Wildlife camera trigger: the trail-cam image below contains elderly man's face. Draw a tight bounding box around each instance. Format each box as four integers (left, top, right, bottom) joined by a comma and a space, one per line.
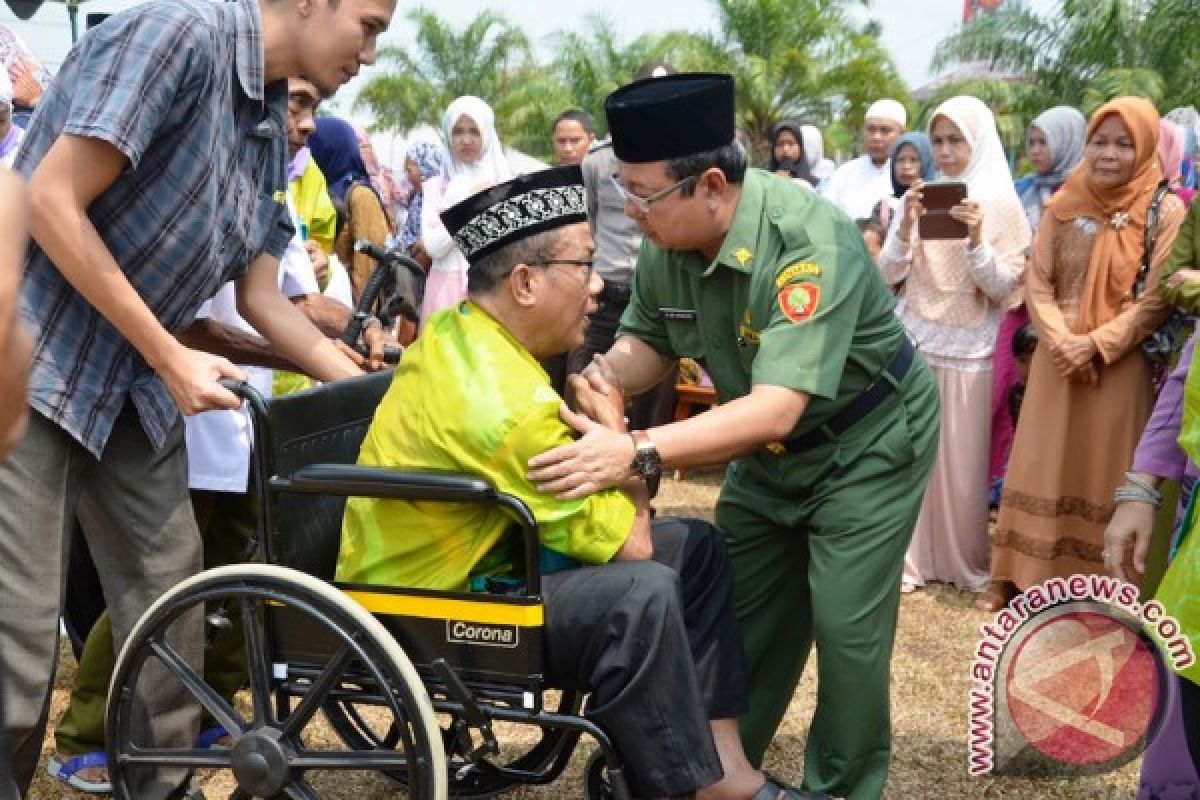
286, 78, 321, 161
864, 117, 903, 164
531, 223, 601, 354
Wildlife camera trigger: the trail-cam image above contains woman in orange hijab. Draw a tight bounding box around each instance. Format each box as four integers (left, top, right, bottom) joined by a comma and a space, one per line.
977, 97, 1186, 610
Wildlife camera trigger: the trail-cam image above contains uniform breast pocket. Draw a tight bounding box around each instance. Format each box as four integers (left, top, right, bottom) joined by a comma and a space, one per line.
665, 318, 705, 359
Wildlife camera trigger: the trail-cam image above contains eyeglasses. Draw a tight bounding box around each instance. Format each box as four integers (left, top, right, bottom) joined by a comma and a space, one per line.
530, 258, 595, 280
610, 174, 697, 213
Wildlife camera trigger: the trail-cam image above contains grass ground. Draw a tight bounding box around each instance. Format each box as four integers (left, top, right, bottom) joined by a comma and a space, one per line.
33, 468, 1141, 798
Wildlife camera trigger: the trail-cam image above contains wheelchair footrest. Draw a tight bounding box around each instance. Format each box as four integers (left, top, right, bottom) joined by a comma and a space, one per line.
433, 658, 499, 762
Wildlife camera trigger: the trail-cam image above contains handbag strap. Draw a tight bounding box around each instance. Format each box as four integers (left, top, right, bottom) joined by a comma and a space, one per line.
1134, 181, 1171, 298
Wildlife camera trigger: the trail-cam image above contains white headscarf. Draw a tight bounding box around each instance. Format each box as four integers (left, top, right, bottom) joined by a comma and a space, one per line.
800, 124, 836, 182
0, 69, 11, 110
929, 95, 1017, 202
441, 95, 512, 186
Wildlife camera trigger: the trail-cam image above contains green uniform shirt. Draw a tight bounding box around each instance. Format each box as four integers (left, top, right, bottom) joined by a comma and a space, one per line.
336, 301, 634, 591
620, 168, 907, 437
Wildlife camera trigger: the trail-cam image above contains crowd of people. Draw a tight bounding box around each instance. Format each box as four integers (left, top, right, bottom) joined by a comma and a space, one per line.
3, 1, 1200, 799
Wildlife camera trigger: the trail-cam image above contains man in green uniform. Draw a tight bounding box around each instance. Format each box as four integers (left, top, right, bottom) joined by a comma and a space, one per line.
527, 74, 940, 800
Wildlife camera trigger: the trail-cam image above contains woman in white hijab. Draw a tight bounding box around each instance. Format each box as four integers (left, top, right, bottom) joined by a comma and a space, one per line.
419, 96, 513, 323
800, 124, 835, 185
877, 95, 1031, 594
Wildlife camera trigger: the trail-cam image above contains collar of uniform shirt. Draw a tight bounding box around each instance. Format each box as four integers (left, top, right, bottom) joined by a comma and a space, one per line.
705, 168, 767, 276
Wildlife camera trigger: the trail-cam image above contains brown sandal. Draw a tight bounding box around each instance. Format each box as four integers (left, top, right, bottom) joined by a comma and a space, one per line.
973, 580, 1016, 612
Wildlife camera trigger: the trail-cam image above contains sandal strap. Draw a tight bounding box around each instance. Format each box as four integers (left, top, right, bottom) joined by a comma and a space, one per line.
57, 751, 108, 777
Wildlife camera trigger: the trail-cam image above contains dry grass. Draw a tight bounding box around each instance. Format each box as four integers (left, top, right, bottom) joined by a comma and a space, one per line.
33, 468, 1140, 799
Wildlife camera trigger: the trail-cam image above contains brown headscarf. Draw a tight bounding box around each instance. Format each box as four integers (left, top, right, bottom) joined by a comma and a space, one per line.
1047, 97, 1163, 334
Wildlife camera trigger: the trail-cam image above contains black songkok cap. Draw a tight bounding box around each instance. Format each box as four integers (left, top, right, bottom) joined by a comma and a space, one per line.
440, 165, 587, 264
605, 73, 735, 163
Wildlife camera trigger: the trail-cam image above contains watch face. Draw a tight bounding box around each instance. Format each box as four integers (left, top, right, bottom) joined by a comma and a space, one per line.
633, 447, 662, 478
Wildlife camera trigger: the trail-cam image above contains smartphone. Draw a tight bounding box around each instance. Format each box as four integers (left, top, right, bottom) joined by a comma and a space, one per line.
918, 181, 969, 240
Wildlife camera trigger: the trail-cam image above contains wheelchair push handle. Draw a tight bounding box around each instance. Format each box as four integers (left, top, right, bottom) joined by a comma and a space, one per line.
341, 240, 408, 367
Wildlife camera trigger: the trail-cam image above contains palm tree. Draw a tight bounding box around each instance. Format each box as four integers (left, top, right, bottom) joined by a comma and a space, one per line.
354, 9, 532, 133
675, 0, 910, 164
931, 0, 1200, 124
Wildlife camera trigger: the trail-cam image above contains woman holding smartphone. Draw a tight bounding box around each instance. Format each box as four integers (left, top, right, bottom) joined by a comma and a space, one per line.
878, 95, 1031, 594
980, 97, 1186, 610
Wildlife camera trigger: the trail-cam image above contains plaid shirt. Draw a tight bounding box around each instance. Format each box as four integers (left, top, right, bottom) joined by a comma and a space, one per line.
14, 0, 292, 458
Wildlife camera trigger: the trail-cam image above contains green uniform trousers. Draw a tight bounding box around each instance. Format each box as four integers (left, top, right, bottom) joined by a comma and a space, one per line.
55, 489, 256, 757
718, 359, 940, 800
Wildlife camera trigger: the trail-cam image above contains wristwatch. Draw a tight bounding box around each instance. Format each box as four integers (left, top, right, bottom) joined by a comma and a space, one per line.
629, 431, 662, 480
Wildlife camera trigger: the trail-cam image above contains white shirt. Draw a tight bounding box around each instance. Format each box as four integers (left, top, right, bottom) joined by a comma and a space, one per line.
186, 199, 320, 492
820, 155, 892, 221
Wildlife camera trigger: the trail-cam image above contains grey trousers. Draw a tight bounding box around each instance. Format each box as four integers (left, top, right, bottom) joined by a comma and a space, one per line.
544, 517, 747, 797
0, 406, 202, 797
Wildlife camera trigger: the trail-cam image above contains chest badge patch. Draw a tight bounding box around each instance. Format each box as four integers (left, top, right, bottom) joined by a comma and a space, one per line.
776, 261, 822, 288
733, 247, 753, 267
778, 282, 820, 324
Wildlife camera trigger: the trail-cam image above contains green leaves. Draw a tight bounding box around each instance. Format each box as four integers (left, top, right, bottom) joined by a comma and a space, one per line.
930, 0, 1200, 143
354, 1, 909, 165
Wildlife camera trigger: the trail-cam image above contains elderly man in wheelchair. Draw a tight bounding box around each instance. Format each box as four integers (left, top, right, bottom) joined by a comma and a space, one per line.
334, 166, 814, 800
105, 166, 821, 800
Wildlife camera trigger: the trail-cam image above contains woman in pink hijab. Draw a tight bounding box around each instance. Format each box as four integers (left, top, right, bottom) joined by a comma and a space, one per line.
1160, 119, 1197, 206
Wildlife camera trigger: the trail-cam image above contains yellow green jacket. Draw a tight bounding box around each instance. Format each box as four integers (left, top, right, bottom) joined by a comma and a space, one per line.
336, 301, 634, 590
289, 158, 337, 256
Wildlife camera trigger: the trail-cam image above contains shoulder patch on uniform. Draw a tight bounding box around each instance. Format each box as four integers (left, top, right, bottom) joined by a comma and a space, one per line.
775, 261, 822, 288
777, 283, 820, 324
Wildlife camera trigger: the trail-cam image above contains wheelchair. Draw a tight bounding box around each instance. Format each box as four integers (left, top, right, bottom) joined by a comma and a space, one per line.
105, 372, 632, 799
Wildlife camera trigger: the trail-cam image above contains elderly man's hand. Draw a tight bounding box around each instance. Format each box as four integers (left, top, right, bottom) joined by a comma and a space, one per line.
528, 406, 636, 499
0, 320, 31, 458
567, 368, 626, 432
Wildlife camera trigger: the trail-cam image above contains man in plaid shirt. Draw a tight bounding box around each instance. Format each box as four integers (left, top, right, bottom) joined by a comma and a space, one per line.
0, 0, 396, 795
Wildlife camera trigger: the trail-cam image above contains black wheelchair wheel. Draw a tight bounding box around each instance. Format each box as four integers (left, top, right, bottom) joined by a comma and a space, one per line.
106, 564, 446, 799
584, 750, 612, 800
323, 688, 586, 797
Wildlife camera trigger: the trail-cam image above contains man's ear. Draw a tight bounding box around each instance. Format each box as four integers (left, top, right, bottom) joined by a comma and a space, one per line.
508, 263, 540, 307
702, 167, 728, 207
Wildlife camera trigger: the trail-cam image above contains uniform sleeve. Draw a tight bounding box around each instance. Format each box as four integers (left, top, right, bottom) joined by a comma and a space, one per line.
486, 401, 634, 565
616, 241, 675, 356
752, 221, 867, 400
1160, 199, 1200, 313
61, 6, 203, 169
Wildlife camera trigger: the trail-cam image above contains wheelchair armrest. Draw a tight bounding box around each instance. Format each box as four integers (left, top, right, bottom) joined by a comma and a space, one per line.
276, 464, 497, 503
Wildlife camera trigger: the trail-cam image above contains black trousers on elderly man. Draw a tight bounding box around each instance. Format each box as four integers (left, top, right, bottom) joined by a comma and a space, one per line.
543, 516, 746, 798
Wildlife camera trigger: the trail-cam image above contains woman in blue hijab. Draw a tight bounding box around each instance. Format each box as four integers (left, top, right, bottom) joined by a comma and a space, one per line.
308, 116, 392, 303
875, 132, 934, 229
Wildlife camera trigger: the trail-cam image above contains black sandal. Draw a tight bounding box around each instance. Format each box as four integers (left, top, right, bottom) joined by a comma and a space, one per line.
752, 771, 836, 800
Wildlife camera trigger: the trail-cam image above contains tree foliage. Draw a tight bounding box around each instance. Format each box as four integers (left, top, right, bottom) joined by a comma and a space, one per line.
929, 0, 1200, 141
355, 1, 910, 164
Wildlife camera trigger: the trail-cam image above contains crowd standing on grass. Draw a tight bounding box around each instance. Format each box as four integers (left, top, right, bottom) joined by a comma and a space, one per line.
5, 0, 1200, 797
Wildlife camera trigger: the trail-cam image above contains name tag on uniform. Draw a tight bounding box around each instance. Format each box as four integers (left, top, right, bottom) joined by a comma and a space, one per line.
660, 307, 697, 322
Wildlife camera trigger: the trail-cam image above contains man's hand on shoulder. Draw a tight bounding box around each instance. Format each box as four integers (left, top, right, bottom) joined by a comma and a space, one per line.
567, 370, 625, 431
